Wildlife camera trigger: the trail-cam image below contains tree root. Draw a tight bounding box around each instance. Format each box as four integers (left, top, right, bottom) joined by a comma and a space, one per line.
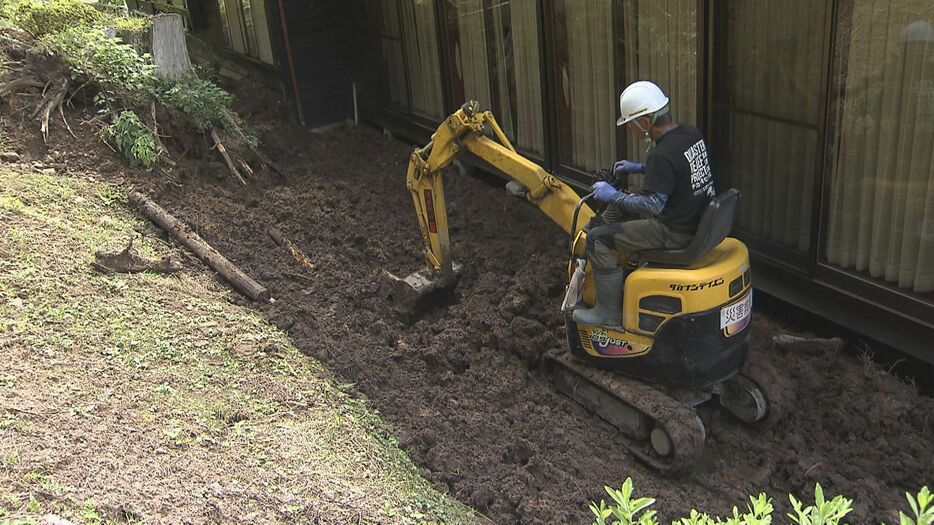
31, 76, 69, 142
0, 75, 43, 97
150, 101, 177, 166
210, 127, 246, 185
93, 236, 183, 274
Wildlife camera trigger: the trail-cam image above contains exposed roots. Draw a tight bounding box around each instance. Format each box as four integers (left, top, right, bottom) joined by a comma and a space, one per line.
0, 75, 43, 97
210, 127, 246, 185
31, 76, 69, 142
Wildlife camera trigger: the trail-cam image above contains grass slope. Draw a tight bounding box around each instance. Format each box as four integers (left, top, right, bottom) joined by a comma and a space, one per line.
0, 168, 479, 524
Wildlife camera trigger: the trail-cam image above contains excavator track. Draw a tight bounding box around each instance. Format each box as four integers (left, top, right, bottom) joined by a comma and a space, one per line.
546, 351, 706, 474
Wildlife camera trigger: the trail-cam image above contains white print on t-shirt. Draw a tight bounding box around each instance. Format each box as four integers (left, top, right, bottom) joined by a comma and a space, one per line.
684, 139, 715, 197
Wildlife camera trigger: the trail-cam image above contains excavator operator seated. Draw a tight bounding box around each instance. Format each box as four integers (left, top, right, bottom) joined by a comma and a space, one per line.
573, 80, 717, 327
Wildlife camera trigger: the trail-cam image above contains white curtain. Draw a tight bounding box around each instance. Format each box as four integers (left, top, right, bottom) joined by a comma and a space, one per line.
720, 0, 824, 252
450, 0, 544, 155
563, 0, 616, 172
400, 0, 445, 119
452, 0, 493, 110
621, 0, 698, 189
826, 1, 934, 293
496, 0, 544, 155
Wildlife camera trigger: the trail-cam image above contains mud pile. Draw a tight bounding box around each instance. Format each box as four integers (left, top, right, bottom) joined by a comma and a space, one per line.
2, 75, 931, 523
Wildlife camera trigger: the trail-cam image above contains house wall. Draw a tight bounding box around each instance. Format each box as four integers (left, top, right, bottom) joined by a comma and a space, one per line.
277, 0, 372, 127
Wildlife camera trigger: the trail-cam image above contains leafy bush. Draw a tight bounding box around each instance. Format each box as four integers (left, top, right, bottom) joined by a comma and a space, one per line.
108, 110, 157, 167
156, 75, 233, 130
590, 479, 933, 525
114, 15, 151, 35
48, 27, 155, 97
8, 0, 102, 37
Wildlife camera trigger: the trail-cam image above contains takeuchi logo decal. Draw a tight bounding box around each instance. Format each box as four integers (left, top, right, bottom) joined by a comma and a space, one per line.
586, 328, 649, 357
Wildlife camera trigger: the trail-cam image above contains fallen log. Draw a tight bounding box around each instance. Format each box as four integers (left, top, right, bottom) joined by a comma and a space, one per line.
265, 225, 315, 271
129, 192, 270, 302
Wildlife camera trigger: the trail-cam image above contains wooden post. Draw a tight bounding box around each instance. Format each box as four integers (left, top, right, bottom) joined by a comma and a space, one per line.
152, 13, 192, 79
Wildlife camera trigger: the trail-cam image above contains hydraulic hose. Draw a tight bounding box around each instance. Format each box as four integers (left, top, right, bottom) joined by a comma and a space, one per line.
569, 191, 595, 260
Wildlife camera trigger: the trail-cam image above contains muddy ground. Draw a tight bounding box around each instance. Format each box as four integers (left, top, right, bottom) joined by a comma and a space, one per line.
2, 76, 932, 523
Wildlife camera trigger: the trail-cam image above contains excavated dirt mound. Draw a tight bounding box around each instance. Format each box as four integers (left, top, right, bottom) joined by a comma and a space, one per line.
1, 73, 932, 523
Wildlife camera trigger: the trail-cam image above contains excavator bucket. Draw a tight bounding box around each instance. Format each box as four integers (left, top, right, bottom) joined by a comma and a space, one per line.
386, 262, 463, 311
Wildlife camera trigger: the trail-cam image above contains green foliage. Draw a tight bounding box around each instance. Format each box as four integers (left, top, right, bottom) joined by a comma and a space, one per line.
899, 487, 934, 525
590, 478, 657, 525
8, 0, 102, 37
48, 27, 155, 97
114, 15, 151, 35
788, 484, 852, 525
108, 110, 157, 167
590, 480, 932, 525
155, 75, 233, 130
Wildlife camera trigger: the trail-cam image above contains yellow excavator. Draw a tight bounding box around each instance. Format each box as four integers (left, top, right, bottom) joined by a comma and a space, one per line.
396, 101, 767, 473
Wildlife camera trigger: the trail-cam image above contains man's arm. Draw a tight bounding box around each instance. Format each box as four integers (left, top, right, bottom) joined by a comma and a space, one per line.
609, 191, 668, 217
590, 181, 668, 217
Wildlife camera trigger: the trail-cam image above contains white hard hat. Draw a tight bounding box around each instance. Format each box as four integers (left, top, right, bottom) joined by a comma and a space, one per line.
617, 81, 670, 126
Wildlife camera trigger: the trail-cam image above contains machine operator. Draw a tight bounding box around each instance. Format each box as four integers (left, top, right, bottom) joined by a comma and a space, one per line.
573, 81, 717, 327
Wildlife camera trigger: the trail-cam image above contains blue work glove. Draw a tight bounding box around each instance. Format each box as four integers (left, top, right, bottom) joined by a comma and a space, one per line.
591, 181, 618, 202
613, 159, 646, 176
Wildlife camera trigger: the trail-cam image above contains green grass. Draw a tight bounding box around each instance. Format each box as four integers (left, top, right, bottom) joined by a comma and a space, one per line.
0, 169, 480, 524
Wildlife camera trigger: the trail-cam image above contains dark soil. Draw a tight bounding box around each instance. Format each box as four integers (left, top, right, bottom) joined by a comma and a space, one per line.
2, 70, 931, 524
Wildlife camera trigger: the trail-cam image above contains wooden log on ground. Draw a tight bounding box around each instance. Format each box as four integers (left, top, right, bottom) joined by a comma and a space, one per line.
129, 192, 270, 302
265, 225, 315, 270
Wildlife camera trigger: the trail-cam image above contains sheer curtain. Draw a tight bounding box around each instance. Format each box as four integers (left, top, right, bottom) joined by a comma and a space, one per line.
489, 1, 544, 155
450, 0, 544, 155
451, 0, 492, 110
562, 0, 616, 172
400, 0, 445, 119
716, 0, 825, 252
826, 1, 934, 293
621, 0, 697, 188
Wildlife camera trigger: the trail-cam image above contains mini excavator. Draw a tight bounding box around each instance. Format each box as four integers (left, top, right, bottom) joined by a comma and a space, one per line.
397, 101, 768, 473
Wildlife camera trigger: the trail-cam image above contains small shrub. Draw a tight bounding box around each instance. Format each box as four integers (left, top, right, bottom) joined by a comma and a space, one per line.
114, 16, 151, 36
9, 0, 102, 37
156, 74, 233, 130
48, 27, 156, 98
589, 479, 933, 525
109, 110, 157, 167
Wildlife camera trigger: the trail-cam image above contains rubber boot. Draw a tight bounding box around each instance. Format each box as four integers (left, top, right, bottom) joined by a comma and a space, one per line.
572, 268, 624, 327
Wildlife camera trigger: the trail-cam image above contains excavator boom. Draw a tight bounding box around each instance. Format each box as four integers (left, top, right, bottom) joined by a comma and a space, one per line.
403, 101, 593, 293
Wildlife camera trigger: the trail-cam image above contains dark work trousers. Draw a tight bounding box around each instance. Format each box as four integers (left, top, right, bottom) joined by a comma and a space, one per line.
585, 218, 693, 271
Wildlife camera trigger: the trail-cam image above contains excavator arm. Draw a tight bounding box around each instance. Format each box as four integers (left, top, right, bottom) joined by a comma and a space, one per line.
405, 101, 595, 286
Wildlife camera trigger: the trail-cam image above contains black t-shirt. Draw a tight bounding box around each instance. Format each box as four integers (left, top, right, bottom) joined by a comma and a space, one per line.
642, 124, 715, 232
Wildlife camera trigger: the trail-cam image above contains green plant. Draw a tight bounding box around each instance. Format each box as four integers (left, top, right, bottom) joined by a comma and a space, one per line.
9, 0, 102, 37
590, 480, 932, 525
114, 15, 151, 35
590, 478, 657, 525
48, 27, 156, 98
788, 484, 852, 525
156, 74, 233, 130
899, 487, 934, 525
108, 110, 157, 167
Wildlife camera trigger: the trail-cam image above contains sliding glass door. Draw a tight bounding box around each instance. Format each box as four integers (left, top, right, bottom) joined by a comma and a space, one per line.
712, 0, 828, 265
551, 0, 699, 180
825, 0, 934, 297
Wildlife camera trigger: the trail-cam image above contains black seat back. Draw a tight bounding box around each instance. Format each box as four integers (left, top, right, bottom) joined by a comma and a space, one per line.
638, 189, 740, 267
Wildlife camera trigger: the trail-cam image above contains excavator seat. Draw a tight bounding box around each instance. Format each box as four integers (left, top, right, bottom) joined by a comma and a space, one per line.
637, 189, 740, 267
